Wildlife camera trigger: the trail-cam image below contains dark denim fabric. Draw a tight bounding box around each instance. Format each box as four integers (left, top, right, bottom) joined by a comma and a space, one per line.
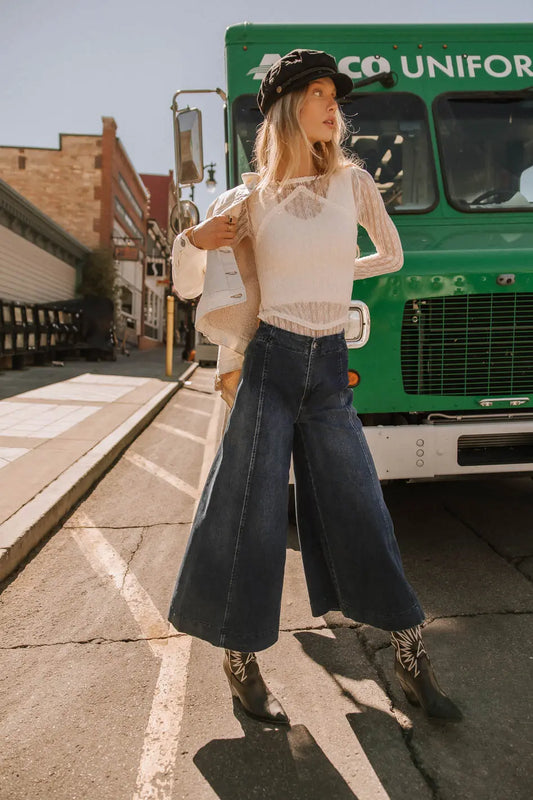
168, 321, 424, 651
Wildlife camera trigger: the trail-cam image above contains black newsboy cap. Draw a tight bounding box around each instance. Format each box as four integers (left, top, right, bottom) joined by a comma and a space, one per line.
257, 49, 353, 116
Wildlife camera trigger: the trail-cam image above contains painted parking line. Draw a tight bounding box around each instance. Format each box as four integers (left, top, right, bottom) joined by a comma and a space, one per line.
153, 422, 207, 446
125, 452, 200, 500
72, 517, 191, 800
71, 389, 226, 799
171, 402, 211, 417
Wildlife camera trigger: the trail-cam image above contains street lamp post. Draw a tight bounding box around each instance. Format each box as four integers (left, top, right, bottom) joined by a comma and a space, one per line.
189, 163, 217, 201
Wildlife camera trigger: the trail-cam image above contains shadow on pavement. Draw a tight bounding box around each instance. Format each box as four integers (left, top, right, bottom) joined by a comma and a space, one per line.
0, 345, 193, 399
194, 719, 358, 800
294, 628, 427, 800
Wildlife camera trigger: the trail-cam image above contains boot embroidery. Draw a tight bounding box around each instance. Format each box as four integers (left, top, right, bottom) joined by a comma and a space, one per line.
391, 625, 427, 678
225, 650, 256, 682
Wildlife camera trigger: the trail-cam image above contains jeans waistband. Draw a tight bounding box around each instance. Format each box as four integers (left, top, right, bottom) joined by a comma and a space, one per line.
254, 320, 346, 354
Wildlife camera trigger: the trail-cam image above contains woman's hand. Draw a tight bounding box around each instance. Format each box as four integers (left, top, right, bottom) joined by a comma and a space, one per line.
186, 214, 236, 251
218, 369, 242, 408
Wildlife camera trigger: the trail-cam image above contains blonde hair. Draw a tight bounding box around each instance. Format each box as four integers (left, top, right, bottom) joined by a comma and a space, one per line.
252, 85, 364, 191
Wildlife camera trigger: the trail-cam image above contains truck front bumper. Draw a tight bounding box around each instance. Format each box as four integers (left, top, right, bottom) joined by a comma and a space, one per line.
363, 417, 533, 481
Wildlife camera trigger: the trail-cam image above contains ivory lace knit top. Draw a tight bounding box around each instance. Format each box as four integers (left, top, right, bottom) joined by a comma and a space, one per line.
231, 165, 403, 343
174, 165, 403, 376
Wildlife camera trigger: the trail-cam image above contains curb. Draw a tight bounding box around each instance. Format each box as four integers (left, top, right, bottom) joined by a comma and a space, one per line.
0, 362, 199, 583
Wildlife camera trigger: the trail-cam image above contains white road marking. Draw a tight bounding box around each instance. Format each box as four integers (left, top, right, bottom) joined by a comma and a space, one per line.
71, 520, 171, 647
132, 636, 192, 800
71, 391, 227, 800
153, 422, 207, 446
172, 401, 211, 417
72, 517, 191, 800
124, 452, 199, 500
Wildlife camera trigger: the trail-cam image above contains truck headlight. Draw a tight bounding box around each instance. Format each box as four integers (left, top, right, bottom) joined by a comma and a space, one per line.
345, 301, 371, 348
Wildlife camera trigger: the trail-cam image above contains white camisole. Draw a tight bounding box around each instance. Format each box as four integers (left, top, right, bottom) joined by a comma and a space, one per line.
232, 165, 403, 338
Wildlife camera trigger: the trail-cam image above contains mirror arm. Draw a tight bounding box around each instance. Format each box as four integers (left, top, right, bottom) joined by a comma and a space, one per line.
171, 88, 228, 219
349, 71, 398, 91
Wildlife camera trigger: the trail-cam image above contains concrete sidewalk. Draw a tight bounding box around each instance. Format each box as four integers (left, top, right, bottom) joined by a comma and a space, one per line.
0, 347, 198, 582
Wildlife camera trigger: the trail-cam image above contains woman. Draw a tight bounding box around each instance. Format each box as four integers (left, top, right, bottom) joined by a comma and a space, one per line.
168, 49, 462, 724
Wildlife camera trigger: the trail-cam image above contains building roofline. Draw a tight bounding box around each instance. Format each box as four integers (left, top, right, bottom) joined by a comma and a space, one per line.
0, 178, 90, 262
0, 131, 103, 153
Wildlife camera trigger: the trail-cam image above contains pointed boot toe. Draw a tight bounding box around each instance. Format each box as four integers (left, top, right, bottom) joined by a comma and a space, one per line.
223, 653, 290, 725
395, 655, 463, 722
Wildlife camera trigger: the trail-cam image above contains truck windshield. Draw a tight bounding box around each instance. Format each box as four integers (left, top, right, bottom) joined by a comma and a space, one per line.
434, 93, 533, 212
231, 92, 437, 213
340, 92, 437, 213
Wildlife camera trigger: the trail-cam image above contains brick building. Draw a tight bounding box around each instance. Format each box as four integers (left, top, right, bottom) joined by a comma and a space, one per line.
139, 171, 177, 344
140, 171, 202, 350
0, 117, 149, 343
139, 171, 175, 246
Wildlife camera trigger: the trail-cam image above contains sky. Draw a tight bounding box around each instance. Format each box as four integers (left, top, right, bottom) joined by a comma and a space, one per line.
1, 0, 532, 218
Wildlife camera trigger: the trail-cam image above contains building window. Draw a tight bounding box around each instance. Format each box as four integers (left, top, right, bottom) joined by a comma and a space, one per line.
118, 173, 143, 218
144, 289, 161, 339
121, 286, 133, 314
18, 156, 26, 169
114, 196, 144, 242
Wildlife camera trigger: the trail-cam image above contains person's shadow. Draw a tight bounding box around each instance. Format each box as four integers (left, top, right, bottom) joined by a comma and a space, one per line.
194, 709, 358, 800
294, 627, 466, 800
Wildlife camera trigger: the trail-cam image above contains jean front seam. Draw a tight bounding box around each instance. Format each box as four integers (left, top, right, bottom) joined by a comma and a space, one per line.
295, 346, 314, 422
220, 336, 273, 639
297, 427, 343, 606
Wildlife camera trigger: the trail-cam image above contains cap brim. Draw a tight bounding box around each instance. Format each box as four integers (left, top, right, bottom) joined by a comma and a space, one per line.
283, 68, 353, 100
332, 72, 354, 100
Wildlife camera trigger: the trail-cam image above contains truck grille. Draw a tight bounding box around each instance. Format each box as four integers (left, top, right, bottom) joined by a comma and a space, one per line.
458, 432, 533, 466
401, 293, 533, 396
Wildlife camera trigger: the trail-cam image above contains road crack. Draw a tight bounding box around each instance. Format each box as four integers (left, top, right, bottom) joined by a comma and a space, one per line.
120, 526, 145, 592
444, 504, 533, 585
0, 633, 186, 650
64, 521, 193, 530
355, 625, 441, 799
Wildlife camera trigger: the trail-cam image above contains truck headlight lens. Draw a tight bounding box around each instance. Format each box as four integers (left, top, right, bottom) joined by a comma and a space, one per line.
345, 301, 371, 348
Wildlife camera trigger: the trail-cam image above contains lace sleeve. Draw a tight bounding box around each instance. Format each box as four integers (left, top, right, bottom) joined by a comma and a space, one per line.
351, 168, 403, 279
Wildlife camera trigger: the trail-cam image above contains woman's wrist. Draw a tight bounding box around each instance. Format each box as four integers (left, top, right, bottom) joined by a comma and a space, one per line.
186, 226, 204, 250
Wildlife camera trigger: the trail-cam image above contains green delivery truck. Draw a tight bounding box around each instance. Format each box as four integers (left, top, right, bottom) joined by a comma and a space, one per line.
172, 22, 533, 481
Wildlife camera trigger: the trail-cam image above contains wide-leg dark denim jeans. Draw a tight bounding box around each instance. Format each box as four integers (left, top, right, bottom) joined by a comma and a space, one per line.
168, 321, 424, 651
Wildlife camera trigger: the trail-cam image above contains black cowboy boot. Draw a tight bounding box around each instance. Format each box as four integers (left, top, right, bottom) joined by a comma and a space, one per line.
391, 626, 463, 721
223, 649, 290, 725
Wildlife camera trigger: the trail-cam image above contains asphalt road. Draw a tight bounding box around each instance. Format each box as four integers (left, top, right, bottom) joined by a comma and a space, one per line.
1, 367, 532, 800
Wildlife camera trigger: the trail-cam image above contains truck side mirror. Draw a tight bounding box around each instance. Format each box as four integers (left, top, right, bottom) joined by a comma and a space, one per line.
175, 108, 204, 185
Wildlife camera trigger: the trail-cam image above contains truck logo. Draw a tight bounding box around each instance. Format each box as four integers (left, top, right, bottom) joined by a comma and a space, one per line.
247, 53, 533, 81
247, 54, 282, 80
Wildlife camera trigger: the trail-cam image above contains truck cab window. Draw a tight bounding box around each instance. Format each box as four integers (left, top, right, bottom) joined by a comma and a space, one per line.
341, 92, 437, 213
231, 92, 437, 214
434, 93, 533, 212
